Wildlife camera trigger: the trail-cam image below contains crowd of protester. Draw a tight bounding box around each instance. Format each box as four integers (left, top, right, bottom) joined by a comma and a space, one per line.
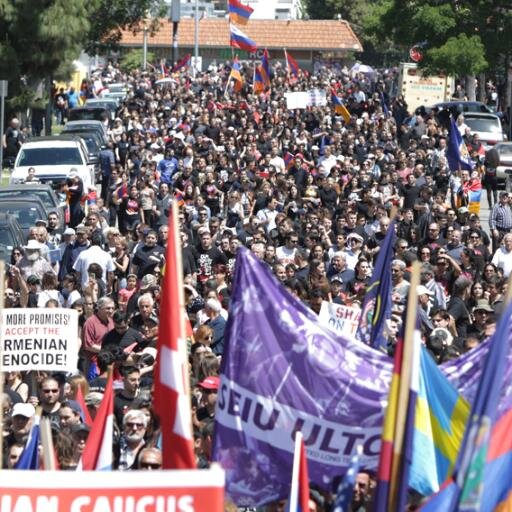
1, 59, 508, 511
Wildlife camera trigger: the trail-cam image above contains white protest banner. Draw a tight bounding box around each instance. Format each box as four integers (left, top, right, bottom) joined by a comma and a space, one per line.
0, 467, 225, 512
1, 308, 79, 372
284, 91, 310, 109
318, 301, 361, 337
307, 88, 327, 106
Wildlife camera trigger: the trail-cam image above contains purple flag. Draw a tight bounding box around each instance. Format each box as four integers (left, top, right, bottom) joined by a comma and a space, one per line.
212, 247, 488, 507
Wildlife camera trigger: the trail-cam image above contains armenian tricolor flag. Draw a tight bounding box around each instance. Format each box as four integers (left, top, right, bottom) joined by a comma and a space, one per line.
229, 57, 244, 92
172, 54, 191, 73
260, 49, 271, 87
331, 89, 351, 124
284, 49, 300, 77
284, 151, 294, 170
228, 0, 254, 26
253, 65, 265, 94
229, 24, 257, 53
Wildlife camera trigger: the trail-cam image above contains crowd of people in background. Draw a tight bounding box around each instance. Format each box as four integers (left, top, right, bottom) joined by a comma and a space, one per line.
1, 58, 509, 511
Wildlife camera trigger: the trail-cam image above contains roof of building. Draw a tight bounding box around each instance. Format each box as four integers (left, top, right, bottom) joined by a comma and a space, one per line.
120, 18, 363, 52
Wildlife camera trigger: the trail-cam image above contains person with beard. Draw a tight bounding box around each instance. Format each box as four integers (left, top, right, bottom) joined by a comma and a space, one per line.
130, 230, 165, 279
195, 228, 228, 290
115, 409, 148, 470
16, 239, 55, 282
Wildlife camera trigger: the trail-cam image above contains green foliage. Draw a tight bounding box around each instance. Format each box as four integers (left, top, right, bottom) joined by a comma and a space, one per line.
425, 34, 487, 76
120, 49, 155, 72
84, 0, 166, 55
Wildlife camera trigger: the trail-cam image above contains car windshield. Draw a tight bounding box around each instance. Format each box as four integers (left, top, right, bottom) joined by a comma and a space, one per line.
1, 205, 40, 227
497, 145, 512, 157
0, 229, 15, 250
464, 117, 502, 134
69, 110, 104, 121
18, 147, 83, 166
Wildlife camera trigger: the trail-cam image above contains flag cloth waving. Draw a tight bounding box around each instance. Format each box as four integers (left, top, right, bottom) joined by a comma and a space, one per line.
228, 0, 254, 25
446, 116, 474, 172
356, 220, 396, 351
229, 57, 244, 93
284, 49, 300, 77
172, 54, 191, 73
154, 201, 196, 469
78, 371, 113, 471
422, 300, 512, 512
15, 414, 41, 470
260, 49, 271, 87
333, 445, 362, 512
229, 24, 257, 53
330, 90, 351, 124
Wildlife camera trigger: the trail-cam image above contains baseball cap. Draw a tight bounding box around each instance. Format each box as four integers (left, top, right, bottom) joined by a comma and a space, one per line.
12, 403, 35, 418
84, 392, 104, 407
198, 376, 220, 390
472, 299, 494, 313
417, 285, 434, 296
70, 423, 91, 435
63, 227, 76, 236
346, 232, 364, 243
140, 274, 158, 290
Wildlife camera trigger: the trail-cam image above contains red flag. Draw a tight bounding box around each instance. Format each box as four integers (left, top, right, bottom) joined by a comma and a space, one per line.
78, 372, 113, 470
154, 201, 196, 469
75, 385, 93, 427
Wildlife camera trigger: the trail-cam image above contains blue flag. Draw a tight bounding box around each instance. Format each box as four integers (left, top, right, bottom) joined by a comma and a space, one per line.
333, 445, 362, 512
422, 300, 512, 511
446, 117, 474, 172
15, 415, 40, 470
356, 221, 396, 351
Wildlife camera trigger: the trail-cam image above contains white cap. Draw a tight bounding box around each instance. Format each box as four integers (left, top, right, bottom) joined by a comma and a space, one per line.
12, 403, 35, 418
417, 285, 434, 296
63, 227, 75, 236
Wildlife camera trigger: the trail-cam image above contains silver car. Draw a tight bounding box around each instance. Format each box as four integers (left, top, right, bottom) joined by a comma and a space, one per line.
494, 142, 512, 191
464, 113, 505, 150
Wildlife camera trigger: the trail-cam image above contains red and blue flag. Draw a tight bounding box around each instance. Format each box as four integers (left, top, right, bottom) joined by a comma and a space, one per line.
284, 49, 300, 77
260, 49, 271, 86
228, 0, 254, 26
230, 24, 257, 53
288, 432, 310, 512
172, 54, 191, 73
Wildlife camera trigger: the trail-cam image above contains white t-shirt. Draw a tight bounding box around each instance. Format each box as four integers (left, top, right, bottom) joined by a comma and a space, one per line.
73, 245, 115, 288
492, 247, 512, 278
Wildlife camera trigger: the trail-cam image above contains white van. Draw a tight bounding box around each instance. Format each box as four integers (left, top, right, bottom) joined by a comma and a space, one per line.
10, 136, 96, 190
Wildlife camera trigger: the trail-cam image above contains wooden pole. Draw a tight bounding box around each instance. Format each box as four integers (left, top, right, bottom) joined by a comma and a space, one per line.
40, 416, 56, 470
388, 260, 421, 509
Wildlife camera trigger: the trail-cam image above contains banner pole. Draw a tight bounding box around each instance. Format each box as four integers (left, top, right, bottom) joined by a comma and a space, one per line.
0, 260, 4, 468
288, 430, 302, 512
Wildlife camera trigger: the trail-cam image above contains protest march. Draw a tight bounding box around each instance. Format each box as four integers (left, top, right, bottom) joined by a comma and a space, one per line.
3, 5, 512, 512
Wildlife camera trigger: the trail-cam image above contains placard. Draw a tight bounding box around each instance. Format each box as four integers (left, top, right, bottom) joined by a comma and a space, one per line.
318, 301, 361, 337
0, 468, 225, 512
0, 308, 79, 371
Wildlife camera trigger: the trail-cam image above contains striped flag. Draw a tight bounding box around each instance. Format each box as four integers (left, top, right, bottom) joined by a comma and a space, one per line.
284, 49, 300, 77
288, 431, 310, 512
15, 415, 41, 470
331, 90, 351, 124
253, 65, 266, 94
283, 151, 295, 170
260, 49, 271, 87
172, 54, 191, 73
374, 327, 421, 512
78, 372, 113, 471
229, 57, 244, 93
154, 201, 196, 469
333, 445, 363, 512
75, 385, 93, 427
229, 24, 257, 53
228, 0, 254, 25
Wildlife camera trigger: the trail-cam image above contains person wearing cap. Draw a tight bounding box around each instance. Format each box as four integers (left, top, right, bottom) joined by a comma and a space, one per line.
58, 400, 83, 430
16, 239, 54, 282
345, 232, 365, 271
58, 225, 90, 281
468, 300, 495, 341
70, 423, 91, 468
6, 403, 35, 449
130, 229, 165, 279
196, 376, 219, 422
417, 284, 435, 333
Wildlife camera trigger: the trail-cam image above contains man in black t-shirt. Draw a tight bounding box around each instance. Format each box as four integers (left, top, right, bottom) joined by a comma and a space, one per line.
131, 230, 165, 279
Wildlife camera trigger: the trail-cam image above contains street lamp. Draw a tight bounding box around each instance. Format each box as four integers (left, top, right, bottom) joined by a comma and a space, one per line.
143, 20, 148, 71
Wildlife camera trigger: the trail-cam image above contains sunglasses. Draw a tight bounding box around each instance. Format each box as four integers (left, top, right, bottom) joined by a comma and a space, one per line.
125, 422, 145, 429
140, 462, 161, 469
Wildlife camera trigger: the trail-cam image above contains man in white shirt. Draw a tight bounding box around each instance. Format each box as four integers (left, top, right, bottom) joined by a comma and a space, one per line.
492, 233, 512, 278
73, 232, 115, 291
317, 146, 337, 175
269, 146, 285, 174
276, 232, 299, 265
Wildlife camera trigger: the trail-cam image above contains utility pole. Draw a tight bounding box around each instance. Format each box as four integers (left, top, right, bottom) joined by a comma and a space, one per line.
193, 0, 199, 77
171, 0, 180, 66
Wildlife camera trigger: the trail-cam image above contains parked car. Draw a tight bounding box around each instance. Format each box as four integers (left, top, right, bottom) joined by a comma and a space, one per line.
62, 120, 108, 146
10, 135, 95, 191
68, 106, 111, 125
463, 113, 505, 150
432, 101, 494, 115
0, 196, 48, 239
0, 213, 26, 257
85, 98, 118, 120
0, 184, 66, 227
494, 142, 512, 191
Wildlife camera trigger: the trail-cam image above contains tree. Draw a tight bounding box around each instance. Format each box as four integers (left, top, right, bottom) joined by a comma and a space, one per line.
121, 49, 156, 73
302, 0, 369, 33
83, 0, 166, 55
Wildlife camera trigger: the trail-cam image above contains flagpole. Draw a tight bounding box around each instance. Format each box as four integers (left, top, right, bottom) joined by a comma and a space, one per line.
193, 0, 199, 78
40, 417, 56, 470
171, 200, 193, 427
389, 261, 421, 509
289, 430, 303, 512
